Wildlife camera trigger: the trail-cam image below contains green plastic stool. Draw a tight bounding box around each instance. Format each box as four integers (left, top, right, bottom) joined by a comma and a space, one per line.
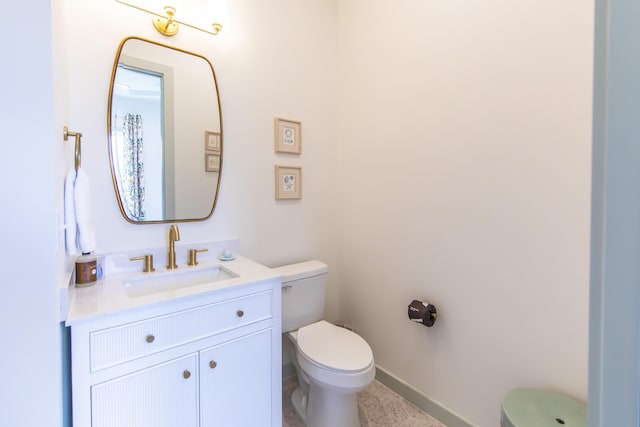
501, 388, 586, 427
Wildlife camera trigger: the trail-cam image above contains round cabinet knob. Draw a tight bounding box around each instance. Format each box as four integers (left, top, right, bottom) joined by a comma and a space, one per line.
209, 360, 217, 369
236, 310, 244, 318
183, 370, 191, 379
146, 334, 155, 343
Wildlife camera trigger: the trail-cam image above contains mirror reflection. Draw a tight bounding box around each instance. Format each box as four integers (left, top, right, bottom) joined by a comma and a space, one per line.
108, 36, 222, 223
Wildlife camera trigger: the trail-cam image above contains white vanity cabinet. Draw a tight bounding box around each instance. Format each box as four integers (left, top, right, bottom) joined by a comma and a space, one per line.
67, 277, 281, 427
91, 353, 199, 427
200, 328, 273, 425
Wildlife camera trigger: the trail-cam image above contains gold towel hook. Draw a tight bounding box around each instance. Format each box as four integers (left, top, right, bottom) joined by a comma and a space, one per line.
63, 126, 83, 171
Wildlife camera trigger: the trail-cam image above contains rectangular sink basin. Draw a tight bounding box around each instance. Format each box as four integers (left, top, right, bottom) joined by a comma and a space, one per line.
124, 265, 238, 297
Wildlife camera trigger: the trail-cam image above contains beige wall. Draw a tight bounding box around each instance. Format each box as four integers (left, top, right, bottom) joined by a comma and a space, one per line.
62, 0, 339, 271
62, 0, 340, 372
59, 1, 592, 426
336, 1, 593, 426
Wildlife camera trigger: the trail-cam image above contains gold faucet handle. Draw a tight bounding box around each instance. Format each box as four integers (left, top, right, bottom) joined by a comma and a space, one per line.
187, 249, 208, 266
130, 255, 155, 273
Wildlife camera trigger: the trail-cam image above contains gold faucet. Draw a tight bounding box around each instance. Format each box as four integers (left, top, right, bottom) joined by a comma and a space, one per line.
167, 224, 180, 269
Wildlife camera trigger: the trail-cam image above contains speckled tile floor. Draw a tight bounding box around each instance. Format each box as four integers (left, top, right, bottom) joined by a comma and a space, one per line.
282, 375, 446, 427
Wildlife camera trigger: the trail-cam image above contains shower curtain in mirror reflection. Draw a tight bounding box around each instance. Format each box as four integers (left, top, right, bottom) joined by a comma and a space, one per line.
113, 114, 146, 221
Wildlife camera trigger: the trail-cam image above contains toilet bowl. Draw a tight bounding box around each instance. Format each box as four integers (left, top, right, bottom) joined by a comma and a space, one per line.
288, 321, 375, 427
274, 261, 376, 427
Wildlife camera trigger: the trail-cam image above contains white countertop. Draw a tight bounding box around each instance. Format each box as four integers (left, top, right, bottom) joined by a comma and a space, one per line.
65, 255, 282, 325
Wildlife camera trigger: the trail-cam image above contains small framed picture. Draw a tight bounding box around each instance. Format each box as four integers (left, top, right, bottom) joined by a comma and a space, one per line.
274, 118, 301, 154
205, 152, 220, 172
275, 166, 302, 200
205, 130, 221, 152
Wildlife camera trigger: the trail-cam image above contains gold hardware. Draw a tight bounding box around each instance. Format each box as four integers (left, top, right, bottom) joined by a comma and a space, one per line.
187, 249, 208, 266
146, 334, 155, 343
167, 224, 180, 269
115, 1, 226, 37
63, 126, 82, 171
209, 360, 217, 369
183, 370, 191, 379
152, 6, 179, 36
130, 255, 155, 273
236, 310, 244, 318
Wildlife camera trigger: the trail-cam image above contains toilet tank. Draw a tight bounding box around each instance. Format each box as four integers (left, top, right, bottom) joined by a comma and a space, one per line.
273, 260, 328, 333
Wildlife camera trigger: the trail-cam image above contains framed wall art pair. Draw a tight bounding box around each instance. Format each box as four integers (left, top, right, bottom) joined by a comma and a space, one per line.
274, 117, 302, 200
204, 130, 220, 172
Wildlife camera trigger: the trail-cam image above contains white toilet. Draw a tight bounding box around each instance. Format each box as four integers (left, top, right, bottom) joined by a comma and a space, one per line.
275, 260, 376, 427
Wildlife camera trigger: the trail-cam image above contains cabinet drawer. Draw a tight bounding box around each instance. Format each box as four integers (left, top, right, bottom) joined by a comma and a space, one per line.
90, 290, 272, 371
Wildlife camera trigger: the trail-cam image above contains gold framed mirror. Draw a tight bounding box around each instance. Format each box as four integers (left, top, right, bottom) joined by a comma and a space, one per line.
107, 36, 223, 224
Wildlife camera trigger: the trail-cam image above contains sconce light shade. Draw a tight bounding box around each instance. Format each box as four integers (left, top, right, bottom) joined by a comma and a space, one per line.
115, 0, 228, 37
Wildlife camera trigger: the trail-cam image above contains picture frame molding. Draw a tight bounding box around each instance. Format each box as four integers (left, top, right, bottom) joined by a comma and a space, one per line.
275, 165, 302, 200
205, 152, 220, 172
205, 130, 221, 152
274, 117, 302, 154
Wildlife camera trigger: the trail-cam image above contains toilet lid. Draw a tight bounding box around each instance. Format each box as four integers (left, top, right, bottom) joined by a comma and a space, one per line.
296, 320, 373, 372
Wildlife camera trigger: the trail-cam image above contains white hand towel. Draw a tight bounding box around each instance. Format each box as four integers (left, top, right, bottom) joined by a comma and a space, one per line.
74, 168, 97, 254
64, 168, 78, 255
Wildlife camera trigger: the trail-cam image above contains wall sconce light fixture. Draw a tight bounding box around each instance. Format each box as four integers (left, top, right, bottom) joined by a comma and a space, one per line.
152, 5, 179, 36
115, 0, 228, 37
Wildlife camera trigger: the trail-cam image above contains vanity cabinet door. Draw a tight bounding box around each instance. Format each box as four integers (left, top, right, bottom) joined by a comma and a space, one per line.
200, 329, 273, 426
91, 353, 198, 427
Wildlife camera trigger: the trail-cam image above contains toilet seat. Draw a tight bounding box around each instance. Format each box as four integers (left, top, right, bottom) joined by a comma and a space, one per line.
296, 320, 373, 373
290, 321, 376, 390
